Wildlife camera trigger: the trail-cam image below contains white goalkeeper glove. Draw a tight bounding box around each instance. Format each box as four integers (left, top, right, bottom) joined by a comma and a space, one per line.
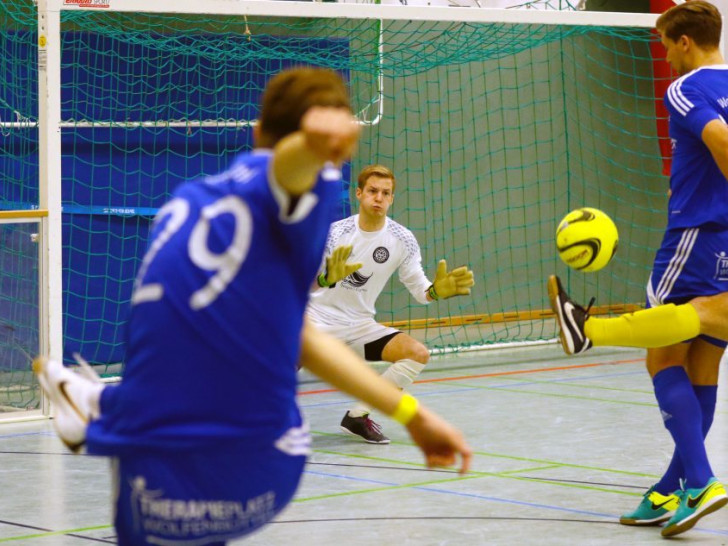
317, 245, 363, 288
428, 259, 475, 300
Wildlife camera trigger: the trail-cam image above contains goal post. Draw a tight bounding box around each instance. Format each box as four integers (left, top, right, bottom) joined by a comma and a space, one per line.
37, 0, 63, 388
22, 0, 666, 393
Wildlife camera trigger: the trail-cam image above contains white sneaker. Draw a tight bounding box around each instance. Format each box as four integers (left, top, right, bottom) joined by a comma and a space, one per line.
33, 356, 103, 453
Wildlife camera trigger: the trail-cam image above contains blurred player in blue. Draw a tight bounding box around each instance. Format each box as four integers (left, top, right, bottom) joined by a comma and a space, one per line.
34, 67, 472, 545
548, 1, 728, 537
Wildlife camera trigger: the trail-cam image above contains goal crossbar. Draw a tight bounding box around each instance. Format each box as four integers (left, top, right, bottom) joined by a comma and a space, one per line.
54, 0, 658, 28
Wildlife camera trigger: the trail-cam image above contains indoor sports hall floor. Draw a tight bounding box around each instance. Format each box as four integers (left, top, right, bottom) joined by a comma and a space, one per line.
1, 344, 727, 545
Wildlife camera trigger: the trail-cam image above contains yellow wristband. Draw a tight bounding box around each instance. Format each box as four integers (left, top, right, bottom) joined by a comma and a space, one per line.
391, 393, 419, 425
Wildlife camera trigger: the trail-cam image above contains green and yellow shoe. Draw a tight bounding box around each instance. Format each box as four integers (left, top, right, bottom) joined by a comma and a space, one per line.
661, 478, 728, 537
619, 485, 680, 526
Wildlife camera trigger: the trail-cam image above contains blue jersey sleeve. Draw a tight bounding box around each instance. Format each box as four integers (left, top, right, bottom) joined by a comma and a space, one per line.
666, 78, 722, 138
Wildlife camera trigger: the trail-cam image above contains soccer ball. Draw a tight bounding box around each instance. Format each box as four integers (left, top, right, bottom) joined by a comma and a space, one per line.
556, 207, 618, 272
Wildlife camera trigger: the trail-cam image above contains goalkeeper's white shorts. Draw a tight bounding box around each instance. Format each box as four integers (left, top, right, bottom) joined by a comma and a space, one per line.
310, 317, 399, 360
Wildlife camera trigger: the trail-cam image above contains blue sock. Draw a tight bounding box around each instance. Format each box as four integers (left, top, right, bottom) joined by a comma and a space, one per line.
694, 385, 717, 436
652, 367, 713, 490
655, 450, 684, 495
654, 383, 718, 494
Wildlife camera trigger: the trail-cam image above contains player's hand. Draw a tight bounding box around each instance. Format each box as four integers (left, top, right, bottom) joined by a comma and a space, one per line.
432, 259, 474, 299
301, 106, 361, 165
405, 404, 472, 475
325, 245, 363, 285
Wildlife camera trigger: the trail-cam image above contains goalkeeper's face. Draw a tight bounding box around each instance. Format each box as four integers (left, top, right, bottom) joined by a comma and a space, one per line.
356, 176, 394, 220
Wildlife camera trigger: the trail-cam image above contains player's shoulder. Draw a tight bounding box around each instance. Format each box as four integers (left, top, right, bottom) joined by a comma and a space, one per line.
200, 149, 271, 187
227, 150, 272, 181
328, 215, 358, 239
386, 218, 420, 247
331, 215, 357, 230
666, 65, 728, 113
168, 152, 274, 222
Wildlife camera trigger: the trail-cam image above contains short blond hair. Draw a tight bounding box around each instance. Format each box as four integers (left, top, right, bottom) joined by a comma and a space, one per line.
357, 164, 396, 192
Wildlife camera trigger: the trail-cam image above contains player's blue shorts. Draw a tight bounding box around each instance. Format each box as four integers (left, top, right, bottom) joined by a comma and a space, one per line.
112, 431, 309, 545
647, 224, 728, 348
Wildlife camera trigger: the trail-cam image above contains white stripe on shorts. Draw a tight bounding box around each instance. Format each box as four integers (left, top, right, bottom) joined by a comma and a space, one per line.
654, 228, 699, 305
275, 420, 312, 456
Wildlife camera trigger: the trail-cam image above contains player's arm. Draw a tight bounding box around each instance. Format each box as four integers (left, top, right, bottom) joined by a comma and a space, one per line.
300, 319, 472, 474
427, 259, 475, 302
272, 106, 360, 196
702, 118, 728, 182
315, 244, 363, 289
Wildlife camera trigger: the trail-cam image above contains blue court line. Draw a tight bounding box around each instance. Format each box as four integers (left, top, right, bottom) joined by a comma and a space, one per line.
490, 369, 646, 389
298, 386, 482, 409
299, 367, 649, 409
0, 431, 57, 441
305, 469, 398, 487
301, 469, 728, 537
299, 369, 651, 410
413, 486, 728, 536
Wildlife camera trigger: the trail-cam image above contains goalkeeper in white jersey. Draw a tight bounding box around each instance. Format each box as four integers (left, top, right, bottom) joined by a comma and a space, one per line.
307, 164, 475, 443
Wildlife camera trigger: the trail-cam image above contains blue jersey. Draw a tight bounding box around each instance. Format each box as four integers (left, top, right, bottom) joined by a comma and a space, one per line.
665, 65, 728, 229
87, 150, 340, 454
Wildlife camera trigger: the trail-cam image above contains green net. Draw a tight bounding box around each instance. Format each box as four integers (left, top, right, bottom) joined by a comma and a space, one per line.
1, 1, 666, 398
0, 222, 39, 412
1, 3, 41, 413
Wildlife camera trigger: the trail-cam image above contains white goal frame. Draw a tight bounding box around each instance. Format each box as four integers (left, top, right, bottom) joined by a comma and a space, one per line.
32, 0, 661, 416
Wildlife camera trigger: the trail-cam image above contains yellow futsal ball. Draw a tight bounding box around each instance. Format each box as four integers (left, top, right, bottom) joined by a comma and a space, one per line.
556, 207, 618, 272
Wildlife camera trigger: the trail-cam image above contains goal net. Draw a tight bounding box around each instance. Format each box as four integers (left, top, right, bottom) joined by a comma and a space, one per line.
2, 0, 664, 394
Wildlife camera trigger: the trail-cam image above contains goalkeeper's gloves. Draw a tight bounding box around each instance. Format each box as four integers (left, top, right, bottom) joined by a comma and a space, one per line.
317, 244, 363, 288
428, 259, 475, 300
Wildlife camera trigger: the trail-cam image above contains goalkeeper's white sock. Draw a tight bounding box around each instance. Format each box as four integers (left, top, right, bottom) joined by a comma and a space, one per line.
381, 359, 426, 390
347, 406, 370, 418
347, 359, 426, 418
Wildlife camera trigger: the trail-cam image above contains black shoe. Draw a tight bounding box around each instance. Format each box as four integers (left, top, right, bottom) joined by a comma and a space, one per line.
340, 412, 390, 444
547, 275, 594, 355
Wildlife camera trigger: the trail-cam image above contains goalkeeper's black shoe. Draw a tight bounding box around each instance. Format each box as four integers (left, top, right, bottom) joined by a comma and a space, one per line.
547, 275, 594, 355
340, 412, 390, 444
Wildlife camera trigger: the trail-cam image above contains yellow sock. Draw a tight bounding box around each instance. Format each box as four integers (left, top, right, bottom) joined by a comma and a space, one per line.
584, 303, 700, 348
